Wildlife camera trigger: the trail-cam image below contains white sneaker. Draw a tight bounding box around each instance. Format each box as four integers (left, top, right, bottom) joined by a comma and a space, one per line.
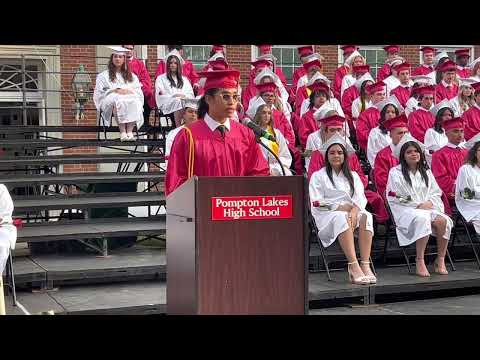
120, 133, 128, 142
127, 132, 135, 141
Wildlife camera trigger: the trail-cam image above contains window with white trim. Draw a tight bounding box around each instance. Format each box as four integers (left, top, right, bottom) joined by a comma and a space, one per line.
254, 45, 302, 85
182, 45, 212, 71
419, 45, 475, 63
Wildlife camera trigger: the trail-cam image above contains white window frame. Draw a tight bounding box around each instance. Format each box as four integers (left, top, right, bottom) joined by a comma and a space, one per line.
338, 45, 385, 79
157, 45, 214, 70
419, 45, 475, 64
253, 45, 301, 85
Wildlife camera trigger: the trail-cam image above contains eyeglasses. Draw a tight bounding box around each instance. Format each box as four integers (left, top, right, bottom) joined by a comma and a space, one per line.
217, 93, 239, 102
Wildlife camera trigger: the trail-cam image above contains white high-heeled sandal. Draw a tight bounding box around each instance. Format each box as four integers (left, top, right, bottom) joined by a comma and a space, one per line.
347, 260, 370, 285
360, 260, 377, 284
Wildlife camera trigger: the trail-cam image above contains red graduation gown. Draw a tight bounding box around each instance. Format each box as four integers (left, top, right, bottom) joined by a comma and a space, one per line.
356, 107, 380, 151
333, 65, 349, 100
412, 64, 434, 76
431, 145, 468, 214
390, 85, 411, 108
308, 150, 389, 222
462, 105, 480, 140
298, 109, 317, 150
292, 67, 306, 92
435, 83, 459, 103
295, 85, 309, 116
408, 108, 435, 143
128, 58, 155, 108
341, 85, 360, 120
241, 84, 257, 112
373, 145, 399, 201
377, 63, 391, 82
165, 119, 270, 195
154, 59, 199, 87
456, 67, 471, 79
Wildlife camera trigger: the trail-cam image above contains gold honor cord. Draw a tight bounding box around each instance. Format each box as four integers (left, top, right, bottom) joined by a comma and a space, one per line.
184, 126, 195, 179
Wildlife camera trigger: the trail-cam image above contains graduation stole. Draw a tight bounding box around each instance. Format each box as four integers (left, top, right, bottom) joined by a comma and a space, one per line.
184, 126, 195, 179
266, 125, 279, 158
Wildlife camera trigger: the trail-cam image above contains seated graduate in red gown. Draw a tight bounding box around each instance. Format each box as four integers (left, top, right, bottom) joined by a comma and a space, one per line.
242, 58, 273, 111
154, 45, 199, 95
340, 52, 366, 101
255, 45, 289, 90
377, 45, 401, 82
408, 85, 436, 143
412, 47, 436, 76
373, 114, 409, 200
165, 69, 270, 195
405, 75, 435, 116
307, 115, 389, 223
462, 81, 480, 140
200, 45, 225, 72
431, 117, 469, 215
356, 81, 387, 151
295, 55, 325, 115
382, 58, 409, 97
390, 62, 413, 108
332, 45, 358, 100
435, 60, 459, 103
455, 48, 472, 79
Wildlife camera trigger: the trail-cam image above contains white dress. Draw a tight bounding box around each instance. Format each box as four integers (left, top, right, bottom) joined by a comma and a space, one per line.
309, 168, 374, 248
351, 98, 372, 120
93, 71, 144, 129
155, 73, 194, 115
340, 74, 356, 98
259, 128, 292, 176
386, 166, 453, 246
424, 128, 448, 167
0, 184, 17, 273
455, 164, 480, 234
367, 127, 392, 167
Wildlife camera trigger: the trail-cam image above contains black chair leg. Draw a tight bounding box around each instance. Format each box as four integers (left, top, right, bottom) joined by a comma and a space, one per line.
8, 249, 16, 306
461, 218, 480, 270
445, 249, 456, 272
316, 238, 332, 281
402, 248, 412, 274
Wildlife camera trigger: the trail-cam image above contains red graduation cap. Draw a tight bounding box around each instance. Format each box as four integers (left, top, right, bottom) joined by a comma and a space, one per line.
255, 82, 277, 94
439, 60, 457, 72
303, 58, 322, 72
320, 114, 346, 128
307, 81, 330, 93
352, 64, 370, 75
297, 45, 314, 57
420, 46, 436, 54
366, 81, 385, 95
383, 114, 408, 131
471, 82, 480, 93
251, 58, 273, 69
212, 45, 224, 53
257, 45, 272, 53
442, 117, 465, 131
393, 62, 411, 72
197, 69, 240, 92
455, 48, 471, 58
383, 45, 400, 54
340, 45, 357, 55
418, 85, 436, 96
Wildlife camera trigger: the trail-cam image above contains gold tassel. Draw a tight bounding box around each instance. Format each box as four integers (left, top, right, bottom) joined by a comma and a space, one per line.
184, 126, 195, 178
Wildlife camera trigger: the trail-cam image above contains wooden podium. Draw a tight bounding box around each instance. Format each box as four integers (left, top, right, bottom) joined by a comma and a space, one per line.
167, 176, 307, 315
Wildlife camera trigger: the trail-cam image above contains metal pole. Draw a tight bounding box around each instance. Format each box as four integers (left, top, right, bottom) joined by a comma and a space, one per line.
21, 55, 27, 126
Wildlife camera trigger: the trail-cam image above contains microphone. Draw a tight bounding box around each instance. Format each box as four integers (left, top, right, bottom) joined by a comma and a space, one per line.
242, 118, 276, 142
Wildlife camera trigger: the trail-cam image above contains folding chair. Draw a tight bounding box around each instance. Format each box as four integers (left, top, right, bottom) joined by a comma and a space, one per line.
450, 208, 480, 269
97, 109, 140, 141
3, 248, 16, 306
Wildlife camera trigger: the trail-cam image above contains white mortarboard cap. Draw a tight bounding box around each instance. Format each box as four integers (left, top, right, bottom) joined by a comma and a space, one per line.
309, 52, 325, 62
107, 46, 130, 55
430, 98, 454, 117
375, 95, 404, 114
344, 50, 362, 66
313, 102, 336, 121
320, 132, 355, 155
306, 72, 331, 87
182, 98, 199, 110
411, 75, 435, 85
355, 72, 374, 90
393, 133, 426, 159
164, 49, 185, 66
246, 96, 267, 120
208, 52, 225, 63
303, 53, 324, 64
257, 53, 278, 64
459, 77, 477, 88
468, 56, 480, 69
254, 68, 279, 85
388, 57, 405, 68
465, 132, 480, 149
434, 51, 449, 65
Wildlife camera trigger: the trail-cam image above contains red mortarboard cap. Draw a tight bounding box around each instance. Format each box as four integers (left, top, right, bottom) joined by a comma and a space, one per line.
212, 45, 224, 53
307, 81, 330, 93
439, 60, 457, 72
455, 48, 471, 58
297, 45, 314, 57
320, 114, 346, 128
366, 81, 385, 95
393, 62, 411, 73
442, 117, 465, 131
383, 114, 408, 131
258, 45, 272, 53
420, 46, 436, 54
303, 58, 322, 72
251, 58, 273, 69
471, 82, 480, 93
383, 45, 400, 53
255, 82, 277, 94
352, 64, 370, 75
197, 69, 240, 92
418, 85, 436, 96
340, 45, 357, 55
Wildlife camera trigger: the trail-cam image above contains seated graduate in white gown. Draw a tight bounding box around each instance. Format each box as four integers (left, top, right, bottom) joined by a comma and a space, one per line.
155, 49, 195, 127
247, 98, 292, 176
386, 134, 453, 277
93, 46, 144, 141
455, 133, 480, 234
309, 133, 376, 285
367, 95, 403, 167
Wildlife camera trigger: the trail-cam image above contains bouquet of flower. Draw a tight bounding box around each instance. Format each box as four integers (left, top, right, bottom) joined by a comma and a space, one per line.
462, 187, 476, 200
312, 200, 332, 210
388, 191, 413, 204
0, 219, 23, 228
